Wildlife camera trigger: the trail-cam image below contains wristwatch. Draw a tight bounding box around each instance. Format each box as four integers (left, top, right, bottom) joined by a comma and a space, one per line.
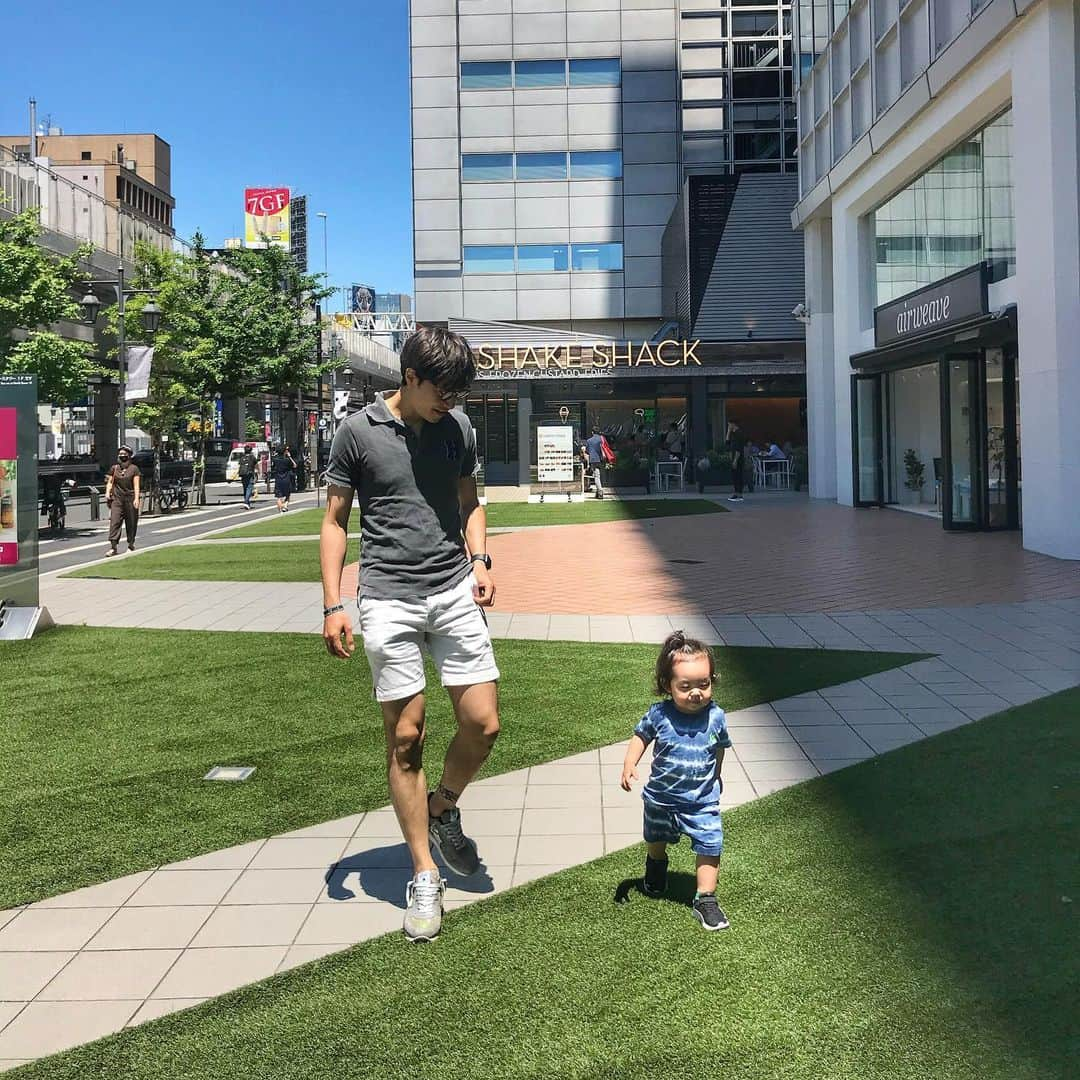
323, 603, 345, 617
470, 553, 492, 570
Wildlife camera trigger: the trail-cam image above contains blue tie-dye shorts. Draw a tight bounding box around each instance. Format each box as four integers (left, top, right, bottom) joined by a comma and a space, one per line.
643, 798, 724, 857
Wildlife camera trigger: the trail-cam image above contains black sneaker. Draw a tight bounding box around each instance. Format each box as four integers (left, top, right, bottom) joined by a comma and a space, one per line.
692, 893, 730, 931
643, 855, 668, 896
428, 801, 480, 877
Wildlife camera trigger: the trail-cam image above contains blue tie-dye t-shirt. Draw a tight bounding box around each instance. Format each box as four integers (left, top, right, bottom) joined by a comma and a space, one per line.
634, 700, 732, 811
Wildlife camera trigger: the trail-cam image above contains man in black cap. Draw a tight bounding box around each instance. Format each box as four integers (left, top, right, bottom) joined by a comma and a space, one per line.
105, 444, 141, 556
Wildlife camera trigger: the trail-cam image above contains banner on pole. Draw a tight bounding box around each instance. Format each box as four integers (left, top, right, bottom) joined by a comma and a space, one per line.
125, 346, 154, 401
333, 390, 350, 421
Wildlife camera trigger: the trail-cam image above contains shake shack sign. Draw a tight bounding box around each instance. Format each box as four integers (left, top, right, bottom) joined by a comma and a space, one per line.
874, 264, 987, 348
475, 339, 702, 378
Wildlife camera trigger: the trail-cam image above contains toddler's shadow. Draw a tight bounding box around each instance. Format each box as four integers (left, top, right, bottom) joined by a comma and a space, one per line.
324, 843, 495, 909
613, 870, 697, 908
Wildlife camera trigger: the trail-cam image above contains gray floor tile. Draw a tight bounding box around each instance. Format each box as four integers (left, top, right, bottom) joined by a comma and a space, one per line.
515, 834, 604, 865
528, 763, 601, 785
37, 949, 182, 1001
604, 833, 641, 854
0, 908, 114, 952
792, 730, 873, 758
521, 808, 602, 836
775, 708, 846, 726
151, 946, 287, 999
726, 722, 794, 742
293, 903, 402, 946
276, 944, 343, 974
29, 872, 152, 910
85, 906, 215, 951
511, 863, 577, 888
849, 723, 924, 753
602, 806, 644, 835
742, 760, 819, 783
834, 707, 906, 725
457, 785, 528, 810
523, 785, 603, 809
220, 868, 326, 905
734, 741, 808, 763
189, 904, 311, 948
126, 870, 243, 908
126, 997, 207, 1028
546, 615, 590, 641
246, 838, 350, 871
0, 953, 76, 1002
275, 815, 365, 840
160, 842, 265, 872
506, 614, 551, 640
0, 1001, 138, 1059
809, 757, 872, 774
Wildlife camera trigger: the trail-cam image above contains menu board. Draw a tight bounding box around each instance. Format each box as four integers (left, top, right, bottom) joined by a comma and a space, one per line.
537, 425, 574, 483
0, 409, 17, 566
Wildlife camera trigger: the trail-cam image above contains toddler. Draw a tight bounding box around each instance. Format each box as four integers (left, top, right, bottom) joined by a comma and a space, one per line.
621, 630, 732, 930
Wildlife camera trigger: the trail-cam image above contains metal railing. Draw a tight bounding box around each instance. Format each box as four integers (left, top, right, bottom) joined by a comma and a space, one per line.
0, 144, 186, 259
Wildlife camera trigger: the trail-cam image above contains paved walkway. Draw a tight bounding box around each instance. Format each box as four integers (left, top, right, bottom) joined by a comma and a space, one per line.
2, 597, 1079, 1068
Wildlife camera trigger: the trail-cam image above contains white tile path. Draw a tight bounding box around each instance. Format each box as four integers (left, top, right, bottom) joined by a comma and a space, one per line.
2, 596, 1079, 1068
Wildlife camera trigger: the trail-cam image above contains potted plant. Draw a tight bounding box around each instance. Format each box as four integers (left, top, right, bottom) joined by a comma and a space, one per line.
611, 448, 652, 492
903, 449, 925, 503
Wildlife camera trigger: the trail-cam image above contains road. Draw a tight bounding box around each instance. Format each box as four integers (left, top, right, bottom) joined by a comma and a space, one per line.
37, 481, 325, 575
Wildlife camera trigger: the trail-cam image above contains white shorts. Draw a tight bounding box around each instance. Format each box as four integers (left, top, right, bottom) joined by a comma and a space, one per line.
358, 574, 500, 703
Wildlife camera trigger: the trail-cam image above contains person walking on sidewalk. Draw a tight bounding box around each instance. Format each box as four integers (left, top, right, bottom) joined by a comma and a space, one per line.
584, 426, 606, 500
620, 630, 733, 931
238, 444, 257, 509
320, 326, 501, 943
726, 421, 748, 503
272, 444, 297, 512
104, 444, 141, 556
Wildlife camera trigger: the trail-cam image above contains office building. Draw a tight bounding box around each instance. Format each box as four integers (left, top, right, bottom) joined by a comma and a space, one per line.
792, 0, 1079, 559
410, 1, 807, 485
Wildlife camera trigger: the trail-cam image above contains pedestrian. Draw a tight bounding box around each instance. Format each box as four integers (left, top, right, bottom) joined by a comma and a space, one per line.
664, 421, 684, 462
696, 452, 711, 494
238, 444, 257, 509
104, 444, 141, 556
320, 326, 500, 943
726, 421, 748, 502
272, 444, 297, 512
620, 630, 733, 931
583, 426, 606, 500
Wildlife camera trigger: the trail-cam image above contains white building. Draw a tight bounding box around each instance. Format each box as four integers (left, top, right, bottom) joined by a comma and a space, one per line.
792, 0, 1079, 559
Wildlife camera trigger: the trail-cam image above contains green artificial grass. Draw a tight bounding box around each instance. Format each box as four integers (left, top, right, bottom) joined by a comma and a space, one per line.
63, 540, 340, 582
14, 689, 1077, 1080
0, 627, 918, 907
209, 498, 725, 540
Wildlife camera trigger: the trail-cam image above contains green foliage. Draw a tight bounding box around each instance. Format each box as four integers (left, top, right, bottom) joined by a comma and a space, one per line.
0, 207, 104, 403
903, 448, 926, 492
244, 417, 263, 440
790, 446, 809, 490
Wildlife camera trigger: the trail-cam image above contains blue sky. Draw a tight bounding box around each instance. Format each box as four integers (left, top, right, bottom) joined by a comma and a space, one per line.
0, 0, 414, 308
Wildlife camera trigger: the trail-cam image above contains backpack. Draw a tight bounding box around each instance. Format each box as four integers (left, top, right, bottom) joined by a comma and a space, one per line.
599, 435, 616, 465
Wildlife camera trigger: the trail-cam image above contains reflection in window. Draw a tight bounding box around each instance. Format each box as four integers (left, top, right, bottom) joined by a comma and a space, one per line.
517, 245, 569, 273
516, 152, 567, 180
568, 151, 622, 179
569, 58, 621, 87
461, 154, 514, 182
571, 242, 623, 271
515, 60, 566, 88
873, 110, 1014, 304
460, 62, 512, 90
464, 246, 515, 274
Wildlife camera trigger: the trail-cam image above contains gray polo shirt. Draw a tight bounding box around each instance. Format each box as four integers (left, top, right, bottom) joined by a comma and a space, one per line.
324, 392, 479, 600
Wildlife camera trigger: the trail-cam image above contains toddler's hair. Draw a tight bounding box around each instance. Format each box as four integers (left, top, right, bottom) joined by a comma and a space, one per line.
654, 629, 716, 695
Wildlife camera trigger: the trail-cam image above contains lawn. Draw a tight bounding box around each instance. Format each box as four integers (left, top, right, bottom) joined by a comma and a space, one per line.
63, 540, 340, 582
0, 627, 918, 907
208, 498, 725, 540
15, 688, 1077, 1080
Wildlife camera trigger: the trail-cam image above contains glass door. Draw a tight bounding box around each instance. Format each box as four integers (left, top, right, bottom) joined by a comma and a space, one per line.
852, 374, 884, 506
942, 356, 980, 530
983, 349, 1018, 529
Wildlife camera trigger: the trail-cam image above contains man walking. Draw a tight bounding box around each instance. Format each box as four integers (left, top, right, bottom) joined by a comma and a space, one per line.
104, 444, 141, 556
584, 426, 605, 500
726, 421, 748, 503
320, 326, 500, 943
238, 444, 257, 509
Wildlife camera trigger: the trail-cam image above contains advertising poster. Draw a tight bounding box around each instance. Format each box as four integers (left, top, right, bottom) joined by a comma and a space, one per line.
350, 285, 375, 313
244, 187, 291, 248
536, 426, 575, 483
0, 408, 17, 566
0, 375, 38, 608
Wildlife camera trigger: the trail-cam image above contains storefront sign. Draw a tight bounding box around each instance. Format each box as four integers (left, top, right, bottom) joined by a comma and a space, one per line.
875, 264, 987, 348
477, 340, 702, 378
536, 426, 575, 482
0, 375, 39, 607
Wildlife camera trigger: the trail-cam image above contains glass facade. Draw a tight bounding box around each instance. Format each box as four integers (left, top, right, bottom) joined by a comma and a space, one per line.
568, 151, 622, 179
515, 59, 566, 88
570, 242, 623, 271
460, 61, 512, 89
515, 152, 567, 181
461, 154, 514, 182
568, 58, 621, 86
463, 243, 622, 274
874, 110, 1014, 304
517, 244, 569, 273
462, 151, 622, 182
463, 245, 515, 274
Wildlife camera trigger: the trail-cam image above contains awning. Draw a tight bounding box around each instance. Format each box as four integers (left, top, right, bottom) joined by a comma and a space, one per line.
850, 306, 1017, 374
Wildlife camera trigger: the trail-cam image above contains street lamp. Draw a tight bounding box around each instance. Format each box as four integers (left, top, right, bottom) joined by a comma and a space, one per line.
81, 264, 162, 452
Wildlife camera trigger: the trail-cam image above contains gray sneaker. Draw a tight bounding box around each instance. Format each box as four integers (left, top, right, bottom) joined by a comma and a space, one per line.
403, 870, 444, 942
428, 803, 480, 877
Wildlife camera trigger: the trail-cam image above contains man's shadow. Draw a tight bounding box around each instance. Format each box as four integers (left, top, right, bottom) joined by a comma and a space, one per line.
325, 843, 495, 908
613, 870, 697, 908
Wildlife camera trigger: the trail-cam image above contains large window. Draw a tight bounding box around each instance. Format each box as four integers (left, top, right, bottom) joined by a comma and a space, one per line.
873, 109, 1014, 304
461, 154, 514, 182
517, 244, 569, 273
516, 152, 567, 180
515, 59, 566, 88
571, 242, 623, 271
568, 151, 622, 179
569, 58, 621, 87
463, 246, 515, 274
460, 61, 512, 90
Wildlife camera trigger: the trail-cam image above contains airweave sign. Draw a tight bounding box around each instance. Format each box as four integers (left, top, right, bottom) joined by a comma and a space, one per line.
874, 264, 987, 348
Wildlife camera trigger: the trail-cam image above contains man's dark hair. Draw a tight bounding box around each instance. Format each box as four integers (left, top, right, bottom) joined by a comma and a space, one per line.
400, 326, 476, 393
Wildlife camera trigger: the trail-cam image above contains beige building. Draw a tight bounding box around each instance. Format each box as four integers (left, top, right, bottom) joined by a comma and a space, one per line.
0, 131, 174, 233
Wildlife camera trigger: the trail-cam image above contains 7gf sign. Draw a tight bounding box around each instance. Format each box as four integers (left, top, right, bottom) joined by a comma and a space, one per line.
244, 188, 290, 216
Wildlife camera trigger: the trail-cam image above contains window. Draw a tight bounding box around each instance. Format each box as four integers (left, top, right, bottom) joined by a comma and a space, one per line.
732, 71, 781, 98
80, 150, 92, 161
460, 61, 512, 89
516, 152, 567, 180
732, 103, 782, 129
732, 13, 780, 36
515, 59, 566, 88
571, 243, 623, 271
517, 244, 569, 273
569, 151, 622, 179
464, 245, 515, 273
462, 154, 514, 182
569, 58, 621, 87
734, 132, 782, 160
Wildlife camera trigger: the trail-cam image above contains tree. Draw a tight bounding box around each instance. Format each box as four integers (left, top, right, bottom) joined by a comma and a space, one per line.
0, 207, 103, 403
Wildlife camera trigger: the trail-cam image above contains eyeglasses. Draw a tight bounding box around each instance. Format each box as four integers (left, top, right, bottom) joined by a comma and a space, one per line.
434, 386, 466, 405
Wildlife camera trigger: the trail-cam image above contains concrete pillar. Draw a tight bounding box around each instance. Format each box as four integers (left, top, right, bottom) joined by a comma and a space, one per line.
830, 205, 863, 506
220, 396, 246, 441
1010, 0, 1080, 558
803, 216, 837, 500
516, 382, 532, 486
690, 378, 707, 477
